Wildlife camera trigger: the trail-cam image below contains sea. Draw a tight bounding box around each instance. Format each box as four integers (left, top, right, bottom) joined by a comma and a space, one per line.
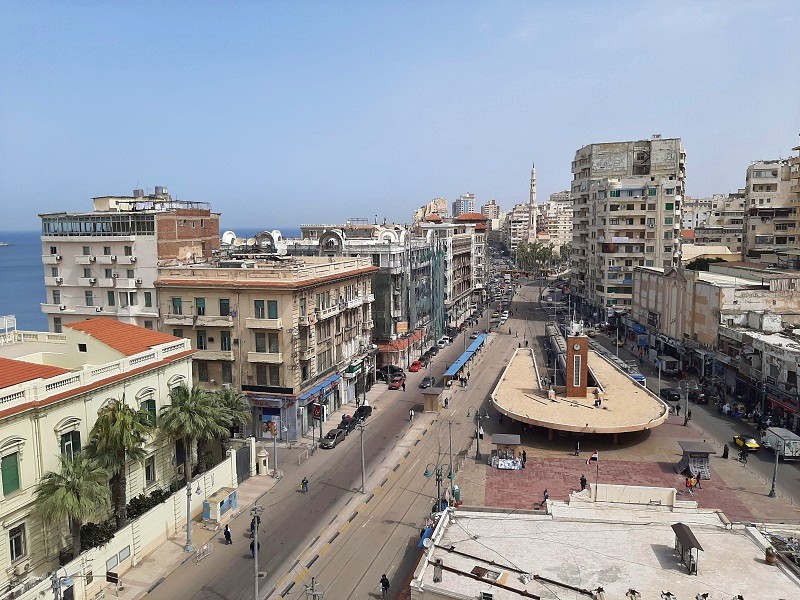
0, 226, 301, 332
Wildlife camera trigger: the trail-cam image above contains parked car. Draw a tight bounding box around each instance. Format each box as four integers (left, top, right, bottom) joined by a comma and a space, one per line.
353, 404, 373, 422
320, 429, 346, 449
409, 360, 423, 372
613, 339, 625, 347
469, 332, 479, 339
429, 346, 439, 356
659, 388, 682, 402
377, 365, 404, 380
688, 390, 708, 404
419, 376, 436, 388
388, 375, 406, 390
338, 415, 357, 434
733, 435, 760, 451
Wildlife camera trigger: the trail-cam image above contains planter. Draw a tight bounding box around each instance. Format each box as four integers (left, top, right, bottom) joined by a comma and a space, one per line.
765, 549, 777, 565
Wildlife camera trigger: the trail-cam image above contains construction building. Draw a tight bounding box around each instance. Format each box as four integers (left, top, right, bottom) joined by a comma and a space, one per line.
742, 159, 795, 262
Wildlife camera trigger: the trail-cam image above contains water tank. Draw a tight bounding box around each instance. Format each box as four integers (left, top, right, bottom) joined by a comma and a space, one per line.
133, 189, 144, 197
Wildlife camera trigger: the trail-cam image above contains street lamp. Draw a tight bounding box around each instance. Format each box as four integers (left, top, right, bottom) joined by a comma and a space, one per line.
768, 440, 783, 498
678, 380, 698, 425
423, 463, 453, 512
184, 479, 202, 552
357, 420, 366, 494
50, 569, 94, 600
467, 406, 489, 460
251, 504, 264, 600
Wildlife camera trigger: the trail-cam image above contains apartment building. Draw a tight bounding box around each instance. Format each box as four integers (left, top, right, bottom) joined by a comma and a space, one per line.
681, 195, 713, 229
39, 187, 219, 333
0, 317, 192, 588
741, 159, 795, 262
692, 191, 745, 252
156, 255, 377, 440
451, 193, 475, 218
413, 198, 448, 224
501, 203, 533, 256
481, 199, 500, 220
537, 190, 572, 253
570, 136, 686, 320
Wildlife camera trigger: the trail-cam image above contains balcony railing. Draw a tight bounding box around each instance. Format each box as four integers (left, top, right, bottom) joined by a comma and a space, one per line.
247, 351, 283, 364
197, 315, 235, 328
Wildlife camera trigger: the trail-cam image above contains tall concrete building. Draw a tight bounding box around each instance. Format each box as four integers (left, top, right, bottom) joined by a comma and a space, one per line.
570, 136, 686, 320
451, 193, 475, 218
40, 187, 219, 333
538, 190, 573, 253
502, 203, 533, 256
691, 191, 745, 252
481, 199, 500, 220
741, 159, 795, 262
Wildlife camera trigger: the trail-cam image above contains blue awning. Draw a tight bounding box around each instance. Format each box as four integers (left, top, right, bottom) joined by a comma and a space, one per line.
298, 373, 341, 401
444, 351, 474, 377
466, 333, 487, 353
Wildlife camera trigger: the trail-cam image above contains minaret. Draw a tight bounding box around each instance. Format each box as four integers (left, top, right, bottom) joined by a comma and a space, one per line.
529, 162, 537, 241
530, 162, 537, 206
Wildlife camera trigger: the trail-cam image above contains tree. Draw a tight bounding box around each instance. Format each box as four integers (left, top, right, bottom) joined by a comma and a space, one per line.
160, 384, 229, 478
215, 386, 253, 445
87, 398, 153, 529
685, 257, 726, 271
35, 452, 110, 559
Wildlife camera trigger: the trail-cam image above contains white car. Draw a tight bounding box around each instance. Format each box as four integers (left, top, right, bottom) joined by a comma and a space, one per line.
502, 311, 509, 318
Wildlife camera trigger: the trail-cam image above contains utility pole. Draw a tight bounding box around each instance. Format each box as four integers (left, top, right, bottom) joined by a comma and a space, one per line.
358, 421, 366, 494
448, 421, 454, 500
251, 504, 264, 600
305, 577, 324, 599
768, 441, 782, 498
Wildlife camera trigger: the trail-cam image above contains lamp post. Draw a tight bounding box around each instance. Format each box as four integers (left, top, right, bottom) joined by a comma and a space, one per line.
467, 406, 489, 460
51, 570, 94, 600
424, 463, 453, 511
251, 504, 264, 600
678, 380, 698, 425
272, 418, 280, 479
184, 479, 202, 552
768, 440, 782, 498
358, 420, 366, 493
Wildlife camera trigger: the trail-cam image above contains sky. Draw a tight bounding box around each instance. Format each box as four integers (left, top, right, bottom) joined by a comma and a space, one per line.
1, 1, 799, 232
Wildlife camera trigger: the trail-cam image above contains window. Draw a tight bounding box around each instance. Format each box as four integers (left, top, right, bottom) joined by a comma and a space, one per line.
648, 188, 657, 196
53, 317, 62, 333
144, 456, 156, 486
198, 361, 209, 382
664, 217, 673, 225
221, 363, 232, 384
51, 267, 59, 277
255, 364, 267, 385
126, 269, 135, 279
105, 268, 113, 278
61, 431, 81, 457
268, 366, 281, 386
609, 190, 620, 197
254, 300, 265, 319
255, 332, 266, 353
85, 291, 94, 307
103, 246, 112, 255
1, 452, 21, 495
105, 291, 115, 307
52, 290, 61, 304
299, 297, 306, 316
219, 298, 230, 316
664, 231, 673, 240
268, 332, 279, 353
173, 329, 184, 338
267, 300, 278, 319
124, 245, 133, 256
144, 292, 152, 307
140, 398, 156, 426
144, 320, 153, 330
301, 364, 309, 381
220, 330, 231, 351
83, 268, 92, 278
646, 246, 655, 253
196, 298, 206, 316
9, 524, 25, 563
648, 204, 656, 211
82, 246, 91, 256
573, 355, 582, 387
50, 246, 57, 255
128, 292, 137, 306
665, 203, 674, 210
78, 343, 87, 353
172, 297, 183, 315
197, 330, 207, 350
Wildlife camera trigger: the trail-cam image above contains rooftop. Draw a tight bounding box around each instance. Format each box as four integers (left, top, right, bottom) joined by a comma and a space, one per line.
491, 348, 668, 434
66, 318, 180, 357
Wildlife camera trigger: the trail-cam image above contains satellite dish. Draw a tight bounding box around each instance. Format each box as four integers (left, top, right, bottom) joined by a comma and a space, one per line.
422, 538, 432, 548
233, 237, 245, 247
246, 237, 256, 246
221, 231, 236, 245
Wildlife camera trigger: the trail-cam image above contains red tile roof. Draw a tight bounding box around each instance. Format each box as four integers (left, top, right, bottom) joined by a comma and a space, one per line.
66, 318, 181, 357
455, 212, 487, 221
0, 357, 70, 389
425, 214, 442, 222
682, 229, 695, 240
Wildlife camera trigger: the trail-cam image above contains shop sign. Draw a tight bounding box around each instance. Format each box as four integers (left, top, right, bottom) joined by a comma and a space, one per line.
312, 403, 322, 420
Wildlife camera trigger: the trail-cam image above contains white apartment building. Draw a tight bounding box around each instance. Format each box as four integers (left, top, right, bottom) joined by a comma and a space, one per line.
501, 203, 533, 256
571, 136, 686, 319
691, 191, 745, 253
681, 195, 713, 229
742, 159, 795, 262
451, 193, 475, 218
39, 187, 219, 333
0, 317, 193, 589
481, 199, 499, 220
538, 190, 572, 252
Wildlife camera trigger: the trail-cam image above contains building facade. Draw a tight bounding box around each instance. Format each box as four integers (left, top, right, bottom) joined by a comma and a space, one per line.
0, 318, 193, 588
481, 199, 499, 220
537, 190, 572, 252
451, 193, 475, 218
39, 187, 219, 333
570, 136, 686, 320
156, 255, 377, 440
501, 203, 533, 256
691, 191, 745, 253
741, 159, 795, 262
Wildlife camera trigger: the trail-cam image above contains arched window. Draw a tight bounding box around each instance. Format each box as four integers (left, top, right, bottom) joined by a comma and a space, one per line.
54, 417, 82, 457
136, 387, 157, 425
0, 436, 25, 496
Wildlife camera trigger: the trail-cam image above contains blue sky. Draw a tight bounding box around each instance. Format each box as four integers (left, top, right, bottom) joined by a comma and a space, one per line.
1, 1, 798, 231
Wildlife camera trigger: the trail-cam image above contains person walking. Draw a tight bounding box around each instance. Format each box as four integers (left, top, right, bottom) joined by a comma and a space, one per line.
409, 408, 414, 422
402, 381, 406, 392
521, 449, 527, 468
444, 396, 449, 409
250, 539, 261, 558
580, 475, 587, 491
675, 404, 681, 417
541, 489, 549, 508
250, 517, 256, 538
301, 476, 309, 493
223, 524, 232, 545
380, 574, 390, 598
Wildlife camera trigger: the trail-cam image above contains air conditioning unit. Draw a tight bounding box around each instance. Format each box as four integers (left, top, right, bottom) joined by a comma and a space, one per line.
481, 593, 494, 600
54, 254, 62, 260
130, 256, 137, 262
111, 273, 118, 278
110, 255, 117, 261
95, 306, 103, 312
135, 278, 142, 284
55, 277, 63, 284
59, 304, 67, 311
89, 278, 97, 284
88, 256, 96, 262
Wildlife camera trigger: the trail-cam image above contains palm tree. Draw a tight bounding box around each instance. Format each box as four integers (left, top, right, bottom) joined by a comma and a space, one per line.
216, 386, 253, 443
87, 398, 153, 529
160, 384, 229, 478
35, 452, 110, 559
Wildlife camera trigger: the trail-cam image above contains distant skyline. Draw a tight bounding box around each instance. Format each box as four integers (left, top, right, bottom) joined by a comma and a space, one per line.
1, 1, 799, 231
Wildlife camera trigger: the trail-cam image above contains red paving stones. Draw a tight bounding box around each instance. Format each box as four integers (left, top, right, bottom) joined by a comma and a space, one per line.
484, 456, 756, 522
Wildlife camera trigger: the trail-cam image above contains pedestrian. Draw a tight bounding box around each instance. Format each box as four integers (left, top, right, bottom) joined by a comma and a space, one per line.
467, 371, 470, 379
580, 475, 587, 491
521, 449, 527, 468
250, 539, 261, 557
409, 408, 414, 422
444, 396, 449, 409
380, 574, 390, 598
402, 381, 406, 392
685, 477, 693, 496
722, 444, 729, 459
250, 517, 256, 538
525, 340, 529, 347
694, 473, 702, 489
675, 404, 681, 417
541, 489, 549, 507
575, 441, 580, 456
223, 524, 232, 545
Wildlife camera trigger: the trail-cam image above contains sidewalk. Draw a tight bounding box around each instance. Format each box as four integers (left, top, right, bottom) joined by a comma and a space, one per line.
94, 382, 391, 599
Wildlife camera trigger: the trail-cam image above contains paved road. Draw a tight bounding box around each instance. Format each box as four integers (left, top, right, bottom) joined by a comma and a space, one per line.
147, 327, 495, 600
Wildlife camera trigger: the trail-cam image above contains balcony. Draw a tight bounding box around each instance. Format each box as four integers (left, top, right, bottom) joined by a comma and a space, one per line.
299, 347, 315, 360
78, 277, 96, 286
316, 305, 340, 320
41, 303, 72, 314
117, 255, 137, 265
163, 312, 193, 326
96, 255, 116, 265
44, 276, 63, 286
75, 255, 96, 265
194, 349, 234, 361
197, 314, 234, 328
116, 278, 140, 289
101, 277, 116, 287
247, 351, 283, 364
42, 254, 61, 265
298, 314, 313, 326
246, 317, 282, 329
346, 297, 363, 309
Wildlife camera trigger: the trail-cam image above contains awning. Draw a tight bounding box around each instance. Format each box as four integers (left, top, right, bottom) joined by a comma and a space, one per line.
466, 333, 488, 353
492, 434, 521, 446
672, 523, 703, 551
298, 373, 341, 401
444, 351, 474, 377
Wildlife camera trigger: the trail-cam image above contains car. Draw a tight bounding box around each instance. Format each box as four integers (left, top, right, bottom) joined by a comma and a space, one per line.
491, 312, 500, 319
338, 415, 357, 434
320, 429, 346, 449
613, 339, 625, 347
469, 332, 479, 339
659, 388, 682, 402
419, 376, 436, 388
388, 375, 406, 390
409, 360, 423, 372
585, 329, 597, 338
377, 365, 404, 380
429, 345, 439, 356
353, 404, 373, 422
688, 390, 708, 404
733, 435, 761, 451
